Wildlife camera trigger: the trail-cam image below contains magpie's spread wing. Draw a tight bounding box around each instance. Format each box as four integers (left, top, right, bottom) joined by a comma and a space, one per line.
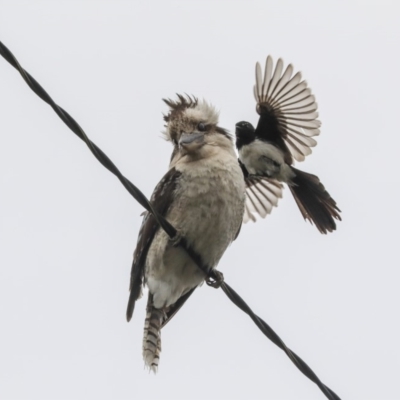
239, 159, 283, 223
254, 56, 321, 163
244, 175, 283, 223
126, 167, 182, 322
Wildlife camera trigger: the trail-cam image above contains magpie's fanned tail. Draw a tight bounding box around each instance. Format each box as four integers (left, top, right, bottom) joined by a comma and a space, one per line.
289, 168, 341, 234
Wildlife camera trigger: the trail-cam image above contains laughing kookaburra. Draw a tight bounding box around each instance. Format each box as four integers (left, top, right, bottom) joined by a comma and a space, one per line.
236, 56, 341, 233
126, 95, 246, 372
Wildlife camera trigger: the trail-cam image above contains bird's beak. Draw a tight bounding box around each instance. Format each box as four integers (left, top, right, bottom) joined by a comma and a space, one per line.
179, 132, 205, 151
235, 124, 243, 133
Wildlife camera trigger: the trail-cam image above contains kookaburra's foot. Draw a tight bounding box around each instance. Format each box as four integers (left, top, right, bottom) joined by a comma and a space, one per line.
170, 231, 183, 247
206, 270, 224, 288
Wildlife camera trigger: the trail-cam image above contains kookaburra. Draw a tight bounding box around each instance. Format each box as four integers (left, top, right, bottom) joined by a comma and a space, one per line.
126, 96, 247, 372
236, 56, 341, 233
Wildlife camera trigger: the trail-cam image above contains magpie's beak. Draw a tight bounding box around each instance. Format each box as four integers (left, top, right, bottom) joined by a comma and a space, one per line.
235, 123, 249, 131
235, 124, 245, 132
235, 124, 242, 131
179, 132, 205, 151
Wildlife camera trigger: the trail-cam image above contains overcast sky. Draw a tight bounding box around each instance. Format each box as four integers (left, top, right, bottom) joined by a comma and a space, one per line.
1, 1, 399, 399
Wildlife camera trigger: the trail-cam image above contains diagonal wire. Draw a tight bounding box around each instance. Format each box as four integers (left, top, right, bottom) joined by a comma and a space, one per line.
0, 40, 341, 400
221, 283, 340, 400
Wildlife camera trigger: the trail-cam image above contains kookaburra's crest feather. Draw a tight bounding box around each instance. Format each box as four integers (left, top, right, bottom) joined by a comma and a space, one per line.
163, 94, 199, 123
162, 94, 223, 144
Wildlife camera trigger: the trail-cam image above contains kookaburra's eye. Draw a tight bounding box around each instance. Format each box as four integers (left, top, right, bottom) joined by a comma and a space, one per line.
197, 122, 206, 132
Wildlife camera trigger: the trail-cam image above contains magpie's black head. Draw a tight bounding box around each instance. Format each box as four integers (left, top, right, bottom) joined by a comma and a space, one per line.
235, 121, 256, 150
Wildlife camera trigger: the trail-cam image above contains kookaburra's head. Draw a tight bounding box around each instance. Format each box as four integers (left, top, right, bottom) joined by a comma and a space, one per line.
235, 121, 256, 150
163, 95, 233, 163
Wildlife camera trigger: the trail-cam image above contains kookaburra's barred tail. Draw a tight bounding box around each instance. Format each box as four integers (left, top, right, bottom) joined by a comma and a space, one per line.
143, 295, 164, 373
289, 168, 341, 234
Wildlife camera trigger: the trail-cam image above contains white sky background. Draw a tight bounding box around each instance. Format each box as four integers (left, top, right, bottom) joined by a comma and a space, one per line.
0, 1, 399, 399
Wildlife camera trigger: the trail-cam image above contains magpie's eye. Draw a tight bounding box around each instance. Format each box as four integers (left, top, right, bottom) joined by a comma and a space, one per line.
197, 122, 206, 132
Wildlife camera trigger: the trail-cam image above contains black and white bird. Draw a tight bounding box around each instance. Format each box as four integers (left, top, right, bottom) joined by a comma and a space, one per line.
236, 56, 341, 234
126, 95, 246, 372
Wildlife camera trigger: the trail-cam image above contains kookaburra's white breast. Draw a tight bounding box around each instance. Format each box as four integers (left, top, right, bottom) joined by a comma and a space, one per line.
146, 150, 245, 309
173, 155, 245, 264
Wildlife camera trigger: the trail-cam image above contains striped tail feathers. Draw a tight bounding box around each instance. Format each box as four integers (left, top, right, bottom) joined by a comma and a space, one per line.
142, 289, 196, 373
143, 294, 165, 373
289, 167, 341, 234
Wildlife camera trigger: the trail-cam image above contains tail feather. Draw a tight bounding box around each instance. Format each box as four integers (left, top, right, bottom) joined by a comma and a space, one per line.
126, 273, 142, 322
289, 167, 341, 234
141, 289, 196, 373
143, 295, 164, 373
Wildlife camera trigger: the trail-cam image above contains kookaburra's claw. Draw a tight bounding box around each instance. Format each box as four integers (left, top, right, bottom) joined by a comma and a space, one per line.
170, 231, 183, 247
206, 270, 224, 288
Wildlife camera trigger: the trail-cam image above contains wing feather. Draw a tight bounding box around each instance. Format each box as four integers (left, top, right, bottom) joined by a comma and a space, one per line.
262, 55, 274, 97
266, 58, 284, 101
274, 71, 302, 101
278, 89, 312, 108
273, 82, 310, 108
256, 62, 263, 100
285, 136, 307, 162
253, 57, 321, 163
243, 176, 283, 223
281, 95, 318, 113
270, 64, 293, 101
243, 202, 257, 223
126, 167, 182, 322
285, 126, 318, 146
279, 117, 321, 130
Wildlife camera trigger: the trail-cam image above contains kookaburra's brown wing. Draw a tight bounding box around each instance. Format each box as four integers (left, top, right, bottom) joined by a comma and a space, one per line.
126, 167, 183, 322
253, 56, 321, 163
